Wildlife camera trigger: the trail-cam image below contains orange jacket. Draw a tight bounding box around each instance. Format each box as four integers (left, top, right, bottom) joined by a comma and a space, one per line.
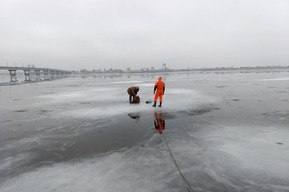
154, 77, 165, 93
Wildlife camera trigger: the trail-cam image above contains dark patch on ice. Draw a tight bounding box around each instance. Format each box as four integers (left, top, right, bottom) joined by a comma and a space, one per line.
215, 86, 228, 88
128, 113, 140, 120
80, 102, 91, 105
277, 142, 283, 145
261, 111, 289, 120
14, 110, 27, 113
278, 91, 287, 93
38, 110, 52, 114
1, 120, 12, 123
0, 82, 12, 86
18, 124, 23, 126
232, 99, 240, 101
13, 98, 22, 101
176, 107, 214, 117
283, 99, 288, 101
66, 84, 78, 87
7, 137, 20, 141
267, 86, 277, 89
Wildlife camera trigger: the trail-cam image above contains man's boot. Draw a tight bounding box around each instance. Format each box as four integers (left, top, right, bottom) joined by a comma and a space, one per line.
152, 102, 156, 107
158, 102, 162, 107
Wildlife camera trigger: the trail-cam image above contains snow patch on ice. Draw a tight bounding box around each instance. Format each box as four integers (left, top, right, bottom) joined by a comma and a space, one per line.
258, 77, 289, 81
0, 153, 30, 172
58, 88, 216, 119
109, 80, 143, 84
0, 140, 184, 192
197, 125, 289, 187
139, 83, 154, 87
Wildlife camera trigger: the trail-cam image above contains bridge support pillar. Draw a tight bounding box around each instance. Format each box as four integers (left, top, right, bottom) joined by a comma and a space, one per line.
8, 69, 18, 82
50, 70, 56, 79
43, 70, 49, 80
35, 69, 41, 81
55, 71, 60, 78
23, 69, 31, 81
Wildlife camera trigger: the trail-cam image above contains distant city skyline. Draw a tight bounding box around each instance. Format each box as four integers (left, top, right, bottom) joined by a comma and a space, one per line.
1, 63, 289, 73
1, 0, 289, 71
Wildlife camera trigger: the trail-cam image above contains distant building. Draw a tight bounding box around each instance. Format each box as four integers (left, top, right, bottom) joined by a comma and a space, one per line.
103, 68, 123, 73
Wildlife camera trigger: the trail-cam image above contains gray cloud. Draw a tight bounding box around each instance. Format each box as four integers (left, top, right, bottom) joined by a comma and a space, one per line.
1, 0, 288, 70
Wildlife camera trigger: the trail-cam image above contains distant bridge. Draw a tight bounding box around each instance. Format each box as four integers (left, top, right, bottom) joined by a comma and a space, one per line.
0, 66, 71, 73
0, 66, 72, 83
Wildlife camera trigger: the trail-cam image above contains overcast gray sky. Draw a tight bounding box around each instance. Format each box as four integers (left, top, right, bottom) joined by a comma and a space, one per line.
1, 0, 288, 70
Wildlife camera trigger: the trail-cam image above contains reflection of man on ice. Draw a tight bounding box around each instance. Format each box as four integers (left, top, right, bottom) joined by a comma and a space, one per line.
152, 77, 165, 107
154, 112, 165, 134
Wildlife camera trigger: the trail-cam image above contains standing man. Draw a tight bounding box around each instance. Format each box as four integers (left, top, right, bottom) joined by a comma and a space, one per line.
127, 86, 139, 103
152, 77, 165, 107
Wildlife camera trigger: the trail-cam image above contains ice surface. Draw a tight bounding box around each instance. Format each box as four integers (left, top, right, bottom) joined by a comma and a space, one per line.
0, 136, 188, 192
258, 77, 289, 81
190, 125, 289, 189
1, 72, 289, 192
26, 79, 217, 120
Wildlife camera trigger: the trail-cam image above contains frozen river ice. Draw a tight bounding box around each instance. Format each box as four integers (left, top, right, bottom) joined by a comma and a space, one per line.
0, 71, 289, 192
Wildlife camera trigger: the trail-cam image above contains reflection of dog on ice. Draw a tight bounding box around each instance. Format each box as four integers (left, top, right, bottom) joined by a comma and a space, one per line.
128, 113, 140, 120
